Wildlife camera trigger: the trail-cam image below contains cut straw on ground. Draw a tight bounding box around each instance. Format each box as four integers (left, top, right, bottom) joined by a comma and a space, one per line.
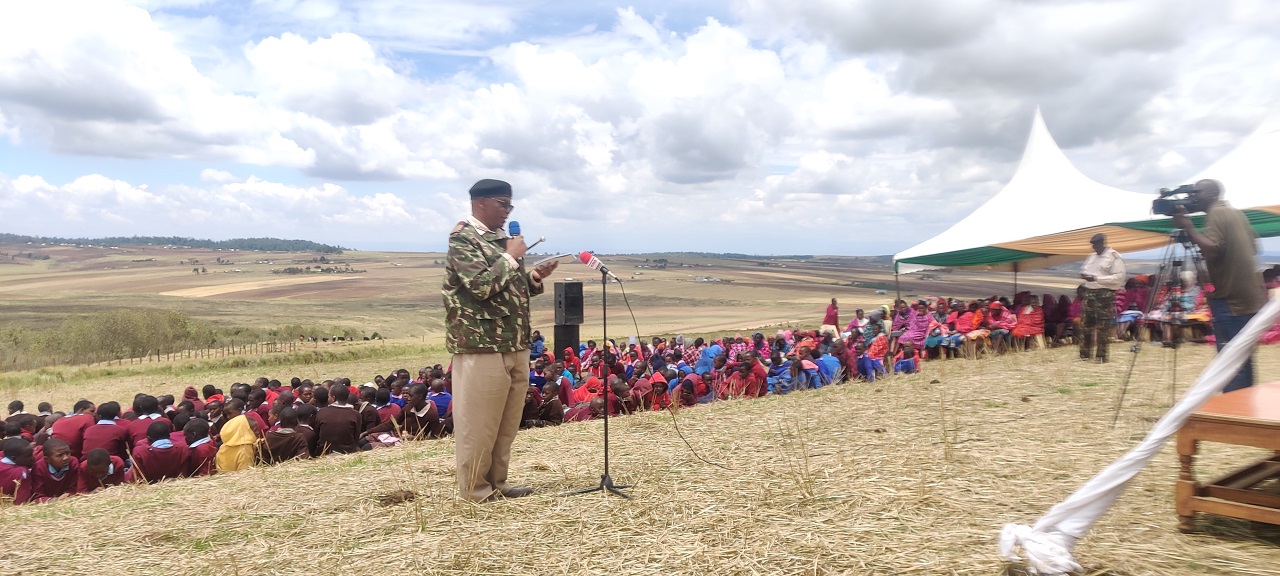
2, 345, 1279, 575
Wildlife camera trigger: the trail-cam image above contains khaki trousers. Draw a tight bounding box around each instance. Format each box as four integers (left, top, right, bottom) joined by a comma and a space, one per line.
452, 350, 528, 502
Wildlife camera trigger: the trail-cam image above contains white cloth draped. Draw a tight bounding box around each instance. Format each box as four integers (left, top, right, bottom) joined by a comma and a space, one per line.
1000, 295, 1280, 575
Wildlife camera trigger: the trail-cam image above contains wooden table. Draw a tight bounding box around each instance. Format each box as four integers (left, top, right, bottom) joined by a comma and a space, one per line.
1177, 382, 1280, 532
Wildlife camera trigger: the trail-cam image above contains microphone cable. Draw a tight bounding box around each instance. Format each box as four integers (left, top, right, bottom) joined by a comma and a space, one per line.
615, 278, 730, 470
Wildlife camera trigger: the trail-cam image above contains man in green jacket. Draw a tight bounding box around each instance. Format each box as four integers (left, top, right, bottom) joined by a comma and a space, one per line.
1173, 179, 1266, 392
444, 178, 559, 502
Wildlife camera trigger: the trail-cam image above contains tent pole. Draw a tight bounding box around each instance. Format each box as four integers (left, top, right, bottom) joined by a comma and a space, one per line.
1013, 262, 1019, 295
894, 261, 901, 301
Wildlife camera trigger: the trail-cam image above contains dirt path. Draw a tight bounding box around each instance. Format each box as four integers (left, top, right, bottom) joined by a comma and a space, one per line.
159, 276, 359, 298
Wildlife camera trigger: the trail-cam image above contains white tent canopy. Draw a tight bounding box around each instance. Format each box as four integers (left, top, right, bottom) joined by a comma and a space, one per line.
894, 108, 1155, 274
1191, 112, 1280, 211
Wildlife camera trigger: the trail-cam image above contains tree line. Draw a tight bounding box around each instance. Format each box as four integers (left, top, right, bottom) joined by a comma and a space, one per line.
0, 234, 346, 254
0, 310, 366, 371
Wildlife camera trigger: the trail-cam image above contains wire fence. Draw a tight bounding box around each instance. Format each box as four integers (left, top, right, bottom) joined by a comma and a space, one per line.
0, 340, 323, 372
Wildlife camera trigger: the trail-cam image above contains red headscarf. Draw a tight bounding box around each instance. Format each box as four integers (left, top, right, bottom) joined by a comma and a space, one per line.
563, 347, 582, 375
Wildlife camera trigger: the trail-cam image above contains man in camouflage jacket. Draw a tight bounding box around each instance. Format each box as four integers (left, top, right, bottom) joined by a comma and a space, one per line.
444, 178, 558, 502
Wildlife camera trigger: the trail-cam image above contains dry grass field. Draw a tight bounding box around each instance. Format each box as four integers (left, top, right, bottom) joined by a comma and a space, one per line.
2, 242, 1279, 575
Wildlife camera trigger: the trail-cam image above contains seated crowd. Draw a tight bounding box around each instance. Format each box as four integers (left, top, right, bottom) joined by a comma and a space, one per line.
6, 272, 1278, 504
1086, 267, 1280, 346
0, 373, 455, 504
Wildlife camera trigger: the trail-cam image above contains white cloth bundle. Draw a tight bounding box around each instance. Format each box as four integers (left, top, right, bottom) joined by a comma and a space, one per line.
999, 295, 1280, 575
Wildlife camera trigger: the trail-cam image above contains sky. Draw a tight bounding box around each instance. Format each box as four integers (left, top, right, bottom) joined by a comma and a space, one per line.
0, 0, 1277, 256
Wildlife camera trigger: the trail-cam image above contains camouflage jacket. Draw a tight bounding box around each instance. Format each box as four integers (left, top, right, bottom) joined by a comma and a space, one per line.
443, 219, 544, 354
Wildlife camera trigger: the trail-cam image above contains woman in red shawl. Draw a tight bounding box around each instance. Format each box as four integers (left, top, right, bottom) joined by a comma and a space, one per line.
1011, 294, 1045, 344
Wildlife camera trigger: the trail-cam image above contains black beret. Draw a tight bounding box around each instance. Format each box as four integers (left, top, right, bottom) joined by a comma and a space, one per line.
469, 179, 512, 199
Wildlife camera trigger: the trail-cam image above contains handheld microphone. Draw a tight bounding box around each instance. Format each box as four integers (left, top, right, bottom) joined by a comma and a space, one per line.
508, 220, 521, 237
579, 251, 619, 281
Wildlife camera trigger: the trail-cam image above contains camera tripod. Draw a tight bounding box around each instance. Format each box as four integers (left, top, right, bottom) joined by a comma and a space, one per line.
1110, 230, 1208, 427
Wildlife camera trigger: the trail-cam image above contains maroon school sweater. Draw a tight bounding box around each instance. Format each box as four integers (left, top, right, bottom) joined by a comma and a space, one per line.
261, 430, 309, 464
313, 406, 361, 454
50, 413, 95, 459
127, 416, 172, 447
358, 403, 379, 434
187, 440, 217, 477
254, 403, 271, 425
82, 421, 132, 462
296, 425, 318, 457
244, 410, 268, 438
376, 403, 401, 425
128, 441, 189, 483
76, 455, 126, 493
32, 455, 79, 499
0, 460, 35, 504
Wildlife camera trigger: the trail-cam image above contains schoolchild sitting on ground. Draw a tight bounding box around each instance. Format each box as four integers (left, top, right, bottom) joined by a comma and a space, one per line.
50, 400, 95, 460
893, 342, 922, 374
184, 418, 216, 477
215, 399, 258, 473
854, 341, 884, 383
1, 437, 37, 504
81, 401, 129, 465
128, 420, 189, 484
314, 385, 363, 454
77, 448, 126, 493
374, 388, 401, 425
364, 384, 440, 441
32, 437, 78, 500
262, 407, 310, 464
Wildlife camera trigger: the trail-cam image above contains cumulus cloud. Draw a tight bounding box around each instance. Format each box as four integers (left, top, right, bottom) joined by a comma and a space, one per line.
0, 107, 18, 143
0, 1, 314, 165
0, 171, 450, 243
734, 0, 1280, 192
200, 169, 238, 183
736, 0, 998, 53
248, 0, 519, 51
246, 32, 420, 125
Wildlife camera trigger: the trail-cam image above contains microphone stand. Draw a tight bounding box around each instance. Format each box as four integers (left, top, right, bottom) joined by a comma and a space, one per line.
560, 267, 631, 499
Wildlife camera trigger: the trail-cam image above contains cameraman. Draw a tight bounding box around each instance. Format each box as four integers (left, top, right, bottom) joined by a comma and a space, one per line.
1172, 179, 1267, 393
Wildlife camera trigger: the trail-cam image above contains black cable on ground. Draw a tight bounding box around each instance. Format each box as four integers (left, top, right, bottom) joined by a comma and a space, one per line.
616, 279, 730, 470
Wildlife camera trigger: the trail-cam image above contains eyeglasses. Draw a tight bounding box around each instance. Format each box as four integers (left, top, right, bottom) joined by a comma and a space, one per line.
491, 198, 514, 211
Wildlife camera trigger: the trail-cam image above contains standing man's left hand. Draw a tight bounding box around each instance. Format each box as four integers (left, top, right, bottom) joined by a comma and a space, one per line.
532, 260, 559, 282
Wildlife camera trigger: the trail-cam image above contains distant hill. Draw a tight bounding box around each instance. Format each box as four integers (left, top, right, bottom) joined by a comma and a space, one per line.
0, 234, 345, 254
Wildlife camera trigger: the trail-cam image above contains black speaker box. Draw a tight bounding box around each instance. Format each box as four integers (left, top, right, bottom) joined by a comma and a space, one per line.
553, 324, 580, 362
555, 281, 584, 325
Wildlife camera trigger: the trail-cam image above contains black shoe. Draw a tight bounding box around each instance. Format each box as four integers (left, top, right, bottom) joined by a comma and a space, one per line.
501, 486, 534, 498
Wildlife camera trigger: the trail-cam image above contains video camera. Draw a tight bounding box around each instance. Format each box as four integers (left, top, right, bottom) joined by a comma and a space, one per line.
1152, 184, 1196, 216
